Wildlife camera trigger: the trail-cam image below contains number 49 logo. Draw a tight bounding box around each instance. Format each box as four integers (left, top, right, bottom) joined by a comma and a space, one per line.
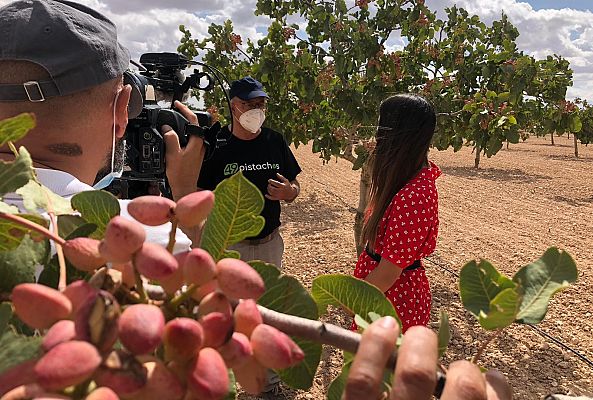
224, 163, 239, 176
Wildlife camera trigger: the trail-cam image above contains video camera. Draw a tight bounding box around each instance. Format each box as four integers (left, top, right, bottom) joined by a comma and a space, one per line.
108, 52, 222, 199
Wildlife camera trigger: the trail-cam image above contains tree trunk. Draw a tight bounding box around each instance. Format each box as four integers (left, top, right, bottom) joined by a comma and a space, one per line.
474, 146, 481, 169
354, 160, 372, 257
574, 134, 579, 158
551, 132, 555, 145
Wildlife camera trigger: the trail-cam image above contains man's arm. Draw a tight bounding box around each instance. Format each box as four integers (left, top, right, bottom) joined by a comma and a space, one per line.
163, 101, 205, 202
162, 101, 206, 247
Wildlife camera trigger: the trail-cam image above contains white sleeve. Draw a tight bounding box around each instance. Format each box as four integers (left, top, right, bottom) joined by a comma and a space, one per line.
119, 200, 192, 254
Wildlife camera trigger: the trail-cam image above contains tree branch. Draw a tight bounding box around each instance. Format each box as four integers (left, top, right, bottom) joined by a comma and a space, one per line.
144, 284, 446, 397
0, 213, 66, 246
472, 328, 503, 364
48, 212, 67, 291
341, 126, 357, 164
257, 303, 446, 397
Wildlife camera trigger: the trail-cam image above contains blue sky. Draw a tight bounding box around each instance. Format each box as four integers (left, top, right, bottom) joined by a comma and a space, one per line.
527, 0, 592, 11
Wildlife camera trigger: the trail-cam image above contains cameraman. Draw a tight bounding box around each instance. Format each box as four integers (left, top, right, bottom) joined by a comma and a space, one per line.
0, 0, 204, 251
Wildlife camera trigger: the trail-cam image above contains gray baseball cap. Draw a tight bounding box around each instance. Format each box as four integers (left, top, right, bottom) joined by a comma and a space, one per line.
0, 0, 141, 117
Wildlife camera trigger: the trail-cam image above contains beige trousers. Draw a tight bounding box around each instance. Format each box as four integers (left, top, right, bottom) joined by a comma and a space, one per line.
228, 229, 284, 269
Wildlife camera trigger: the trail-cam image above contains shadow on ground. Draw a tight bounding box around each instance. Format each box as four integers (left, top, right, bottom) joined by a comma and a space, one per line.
441, 166, 551, 184
282, 192, 344, 236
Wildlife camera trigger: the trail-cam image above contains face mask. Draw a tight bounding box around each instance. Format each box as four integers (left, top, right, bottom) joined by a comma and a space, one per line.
237, 108, 266, 133
93, 89, 124, 190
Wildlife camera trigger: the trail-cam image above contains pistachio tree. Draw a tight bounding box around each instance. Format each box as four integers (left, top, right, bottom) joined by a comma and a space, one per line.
178, 0, 575, 252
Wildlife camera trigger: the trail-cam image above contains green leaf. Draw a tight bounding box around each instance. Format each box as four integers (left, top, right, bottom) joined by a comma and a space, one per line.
8, 313, 35, 336
0, 202, 18, 214
462, 102, 475, 112
506, 130, 520, 143
277, 338, 320, 390
367, 311, 382, 323
250, 261, 321, 390
223, 369, 237, 400
327, 354, 353, 400
311, 275, 398, 324
201, 172, 265, 262
354, 314, 370, 331
335, 0, 347, 14
478, 288, 520, 330
498, 92, 510, 102
569, 115, 582, 133
0, 213, 48, 251
0, 147, 34, 197
437, 311, 450, 357
16, 180, 74, 215
220, 250, 241, 259
57, 215, 97, 240
0, 329, 41, 375
459, 260, 516, 318
0, 113, 36, 146
513, 247, 577, 324
71, 191, 120, 239
0, 236, 50, 292
38, 253, 87, 289
0, 302, 12, 338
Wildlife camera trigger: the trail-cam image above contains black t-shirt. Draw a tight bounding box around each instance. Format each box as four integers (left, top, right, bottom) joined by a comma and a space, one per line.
197, 126, 302, 239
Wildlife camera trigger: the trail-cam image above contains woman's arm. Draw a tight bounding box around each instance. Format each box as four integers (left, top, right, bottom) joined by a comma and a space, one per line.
364, 257, 403, 293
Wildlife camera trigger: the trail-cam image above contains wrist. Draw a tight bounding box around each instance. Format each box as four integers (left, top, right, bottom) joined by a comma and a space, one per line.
286, 183, 299, 202
171, 185, 197, 201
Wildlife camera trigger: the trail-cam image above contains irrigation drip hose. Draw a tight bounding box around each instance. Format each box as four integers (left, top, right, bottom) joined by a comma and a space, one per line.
423, 257, 593, 371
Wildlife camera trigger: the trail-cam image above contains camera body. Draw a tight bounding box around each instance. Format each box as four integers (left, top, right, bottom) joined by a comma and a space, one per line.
124, 105, 211, 179
109, 52, 219, 198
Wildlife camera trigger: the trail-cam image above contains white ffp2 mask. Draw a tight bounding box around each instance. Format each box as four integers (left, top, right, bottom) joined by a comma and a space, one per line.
238, 108, 266, 133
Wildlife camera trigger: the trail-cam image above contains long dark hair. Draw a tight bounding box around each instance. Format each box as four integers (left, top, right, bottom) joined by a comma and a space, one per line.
362, 94, 437, 248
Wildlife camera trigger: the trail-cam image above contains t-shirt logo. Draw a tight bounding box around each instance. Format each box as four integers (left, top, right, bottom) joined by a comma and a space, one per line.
224, 163, 239, 176
223, 162, 281, 176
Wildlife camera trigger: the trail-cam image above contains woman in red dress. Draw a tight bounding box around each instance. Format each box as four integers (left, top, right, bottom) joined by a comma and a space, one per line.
354, 94, 441, 333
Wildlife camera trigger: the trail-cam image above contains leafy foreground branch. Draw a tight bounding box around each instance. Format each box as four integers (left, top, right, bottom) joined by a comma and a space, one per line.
0, 128, 578, 399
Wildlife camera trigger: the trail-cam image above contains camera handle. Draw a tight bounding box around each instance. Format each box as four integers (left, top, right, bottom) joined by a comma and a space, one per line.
171, 70, 215, 105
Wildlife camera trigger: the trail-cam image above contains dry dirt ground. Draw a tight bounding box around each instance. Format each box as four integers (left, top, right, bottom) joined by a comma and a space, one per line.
239, 134, 593, 400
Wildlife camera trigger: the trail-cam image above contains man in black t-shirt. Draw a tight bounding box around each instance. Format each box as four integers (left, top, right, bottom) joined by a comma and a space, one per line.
197, 76, 301, 269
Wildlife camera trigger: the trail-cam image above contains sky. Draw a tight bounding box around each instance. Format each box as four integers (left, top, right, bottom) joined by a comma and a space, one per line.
2, 0, 592, 100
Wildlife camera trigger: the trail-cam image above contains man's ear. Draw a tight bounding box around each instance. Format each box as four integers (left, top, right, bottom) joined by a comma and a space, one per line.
114, 85, 132, 139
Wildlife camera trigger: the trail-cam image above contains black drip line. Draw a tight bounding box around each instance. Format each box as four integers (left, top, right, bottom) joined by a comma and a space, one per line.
423, 256, 593, 370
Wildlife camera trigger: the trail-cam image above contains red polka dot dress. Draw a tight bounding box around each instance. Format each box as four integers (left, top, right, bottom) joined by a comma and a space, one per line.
353, 162, 441, 333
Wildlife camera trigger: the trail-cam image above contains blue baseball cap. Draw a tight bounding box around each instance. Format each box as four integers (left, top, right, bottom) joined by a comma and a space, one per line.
229, 76, 268, 100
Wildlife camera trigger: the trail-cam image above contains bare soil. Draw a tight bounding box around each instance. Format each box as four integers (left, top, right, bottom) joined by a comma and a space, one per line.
240, 134, 593, 400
